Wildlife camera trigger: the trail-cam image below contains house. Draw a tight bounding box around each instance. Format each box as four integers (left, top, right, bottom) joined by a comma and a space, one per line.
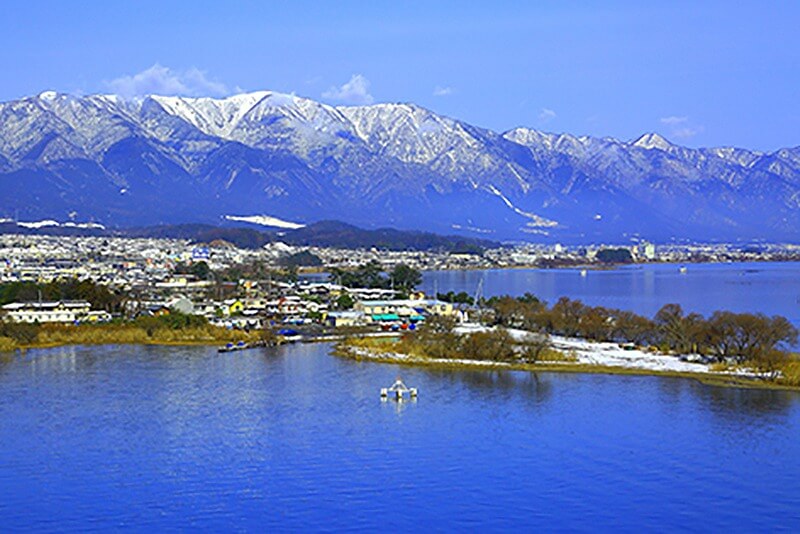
354, 299, 455, 323
1, 300, 92, 323
324, 311, 366, 328
194, 301, 220, 318
211, 316, 263, 330
223, 299, 245, 316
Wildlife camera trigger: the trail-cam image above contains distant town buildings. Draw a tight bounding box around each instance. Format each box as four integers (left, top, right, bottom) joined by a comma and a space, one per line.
0, 232, 797, 329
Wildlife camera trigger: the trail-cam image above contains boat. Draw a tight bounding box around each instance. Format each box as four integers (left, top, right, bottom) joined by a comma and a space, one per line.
217, 339, 273, 353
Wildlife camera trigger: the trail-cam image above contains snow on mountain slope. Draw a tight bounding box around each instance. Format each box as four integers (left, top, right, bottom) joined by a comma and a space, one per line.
150, 91, 273, 138
0, 89, 799, 241
223, 214, 305, 229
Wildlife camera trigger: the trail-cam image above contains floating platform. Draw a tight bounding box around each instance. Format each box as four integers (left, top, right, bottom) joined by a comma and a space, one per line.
381, 377, 418, 401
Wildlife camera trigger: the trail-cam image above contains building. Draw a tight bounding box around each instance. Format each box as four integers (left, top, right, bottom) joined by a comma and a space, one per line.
324, 311, 366, 328
354, 299, 455, 323
642, 242, 656, 260
1, 300, 92, 323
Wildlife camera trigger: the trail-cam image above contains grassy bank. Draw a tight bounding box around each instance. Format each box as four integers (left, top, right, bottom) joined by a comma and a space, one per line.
336, 337, 800, 392
0, 321, 259, 352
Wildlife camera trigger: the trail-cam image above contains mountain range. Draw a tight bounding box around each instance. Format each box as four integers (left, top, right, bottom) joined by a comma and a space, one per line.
1, 89, 799, 243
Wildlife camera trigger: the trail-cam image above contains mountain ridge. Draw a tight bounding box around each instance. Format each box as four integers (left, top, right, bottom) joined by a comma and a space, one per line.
1, 89, 799, 243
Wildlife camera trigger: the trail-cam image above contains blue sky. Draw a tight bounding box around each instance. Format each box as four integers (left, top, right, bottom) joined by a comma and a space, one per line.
2, 1, 798, 151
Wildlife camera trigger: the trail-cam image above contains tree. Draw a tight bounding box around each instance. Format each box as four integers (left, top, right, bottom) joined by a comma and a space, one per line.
0, 279, 126, 313
488, 296, 525, 328
278, 251, 323, 268
754, 349, 789, 380
613, 311, 655, 345
329, 261, 386, 289
596, 248, 634, 263
409, 315, 459, 359
436, 291, 474, 305
335, 293, 354, 310
706, 311, 798, 363
519, 332, 550, 362
550, 297, 586, 337
189, 261, 211, 280
388, 264, 422, 294
459, 328, 516, 362
655, 304, 695, 352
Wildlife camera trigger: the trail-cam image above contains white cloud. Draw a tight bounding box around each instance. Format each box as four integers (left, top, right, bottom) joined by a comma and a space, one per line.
659, 115, 703, 139
433, 85, 453, 97
660, 115, 688, 125
671, 126, 704, 139
106, 64, 229, 98
322, 74, 374, 105
539, 108, 557, 122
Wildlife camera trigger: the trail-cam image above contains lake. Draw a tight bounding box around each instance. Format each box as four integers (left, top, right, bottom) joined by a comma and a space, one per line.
422, 262, 800, 326
1, 343, 799, 531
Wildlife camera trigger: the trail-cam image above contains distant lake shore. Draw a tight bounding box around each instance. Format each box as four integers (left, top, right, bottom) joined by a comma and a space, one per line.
420, 261, 800, 331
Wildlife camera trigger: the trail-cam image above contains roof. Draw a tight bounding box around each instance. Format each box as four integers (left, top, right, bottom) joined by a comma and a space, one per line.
2, 300, 91, 310
327, 311, 363, 318
359, 299, 450, 307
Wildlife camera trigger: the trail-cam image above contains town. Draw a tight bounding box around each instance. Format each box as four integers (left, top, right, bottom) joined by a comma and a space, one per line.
1, 232, 799, 332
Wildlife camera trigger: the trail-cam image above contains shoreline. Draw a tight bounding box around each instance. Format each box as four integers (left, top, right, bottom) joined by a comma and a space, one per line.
4, 335, 798, 392
11, 339, 241, 352
419, 258, 800, 273
335, 343, 800, 393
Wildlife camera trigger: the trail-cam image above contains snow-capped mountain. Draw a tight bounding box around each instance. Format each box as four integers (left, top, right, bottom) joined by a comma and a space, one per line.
1, 89, 799, 242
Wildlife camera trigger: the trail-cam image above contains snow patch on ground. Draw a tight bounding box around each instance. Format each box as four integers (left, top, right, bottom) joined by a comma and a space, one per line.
485, 185, 559, 228
451, 224, 495, 234
15, 220, 105, 230
224, 214, 305, 229
455, 323, 711, 373
548, 335, 710, 373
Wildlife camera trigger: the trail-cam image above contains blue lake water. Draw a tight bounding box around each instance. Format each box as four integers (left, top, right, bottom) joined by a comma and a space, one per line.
422, 262, 800, 326
1, 343, 799, 531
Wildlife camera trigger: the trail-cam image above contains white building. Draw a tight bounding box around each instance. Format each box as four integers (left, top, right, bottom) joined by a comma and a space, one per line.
1, 300, 92, 323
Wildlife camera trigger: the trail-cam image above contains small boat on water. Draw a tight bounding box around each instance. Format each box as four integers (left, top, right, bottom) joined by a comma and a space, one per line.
679, 266, 688, 274
217, 339, 273, 353
218, 341, 249, 353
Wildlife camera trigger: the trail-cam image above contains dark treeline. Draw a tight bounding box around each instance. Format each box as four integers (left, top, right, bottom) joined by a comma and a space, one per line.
328, 261, 422, 294
596, 248, 634, 263
485, 293, 798, 367
436, 291, 475, 305
0, 280, 125, 312
277, 250, 323, 268
119, 220, 497, 252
